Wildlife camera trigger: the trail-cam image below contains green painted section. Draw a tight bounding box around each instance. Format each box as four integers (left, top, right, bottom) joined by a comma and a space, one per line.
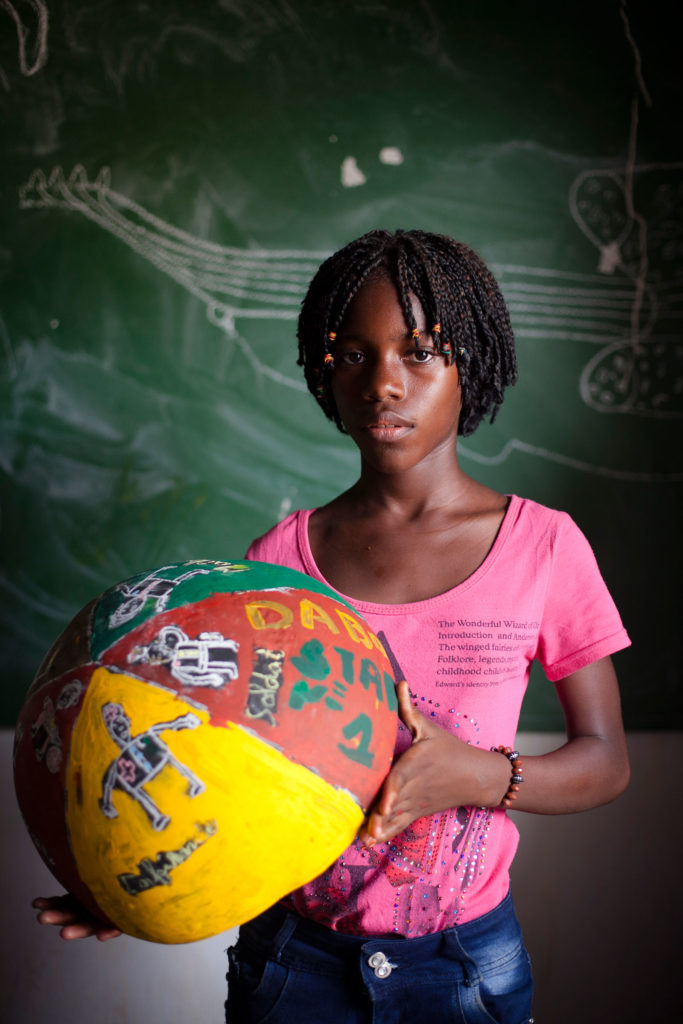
90, 559, 357, 658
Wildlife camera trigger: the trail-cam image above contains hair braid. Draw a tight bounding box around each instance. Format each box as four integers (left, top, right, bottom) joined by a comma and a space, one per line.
297, 229, 517, 436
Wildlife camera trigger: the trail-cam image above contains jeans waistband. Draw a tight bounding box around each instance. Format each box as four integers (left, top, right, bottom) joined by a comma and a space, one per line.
239, 890, 516, 978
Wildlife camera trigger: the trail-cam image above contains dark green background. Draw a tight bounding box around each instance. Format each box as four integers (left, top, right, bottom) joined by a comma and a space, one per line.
1, 1, 681, 728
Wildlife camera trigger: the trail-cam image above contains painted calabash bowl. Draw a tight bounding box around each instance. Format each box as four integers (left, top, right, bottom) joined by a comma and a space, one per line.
14, 559, 398, 943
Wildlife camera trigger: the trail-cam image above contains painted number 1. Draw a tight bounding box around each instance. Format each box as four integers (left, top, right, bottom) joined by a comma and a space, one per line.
338, 713, 374, 768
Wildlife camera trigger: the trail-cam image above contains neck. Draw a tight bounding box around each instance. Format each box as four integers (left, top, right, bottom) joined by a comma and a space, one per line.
351, 450, 476, 518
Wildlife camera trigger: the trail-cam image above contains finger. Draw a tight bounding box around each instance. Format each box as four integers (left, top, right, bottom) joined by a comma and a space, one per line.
40, 913, 122, 941
371, 753, 411, 821
36, 907, 82, 926
34, 897, 121, 939
357, 788, 390, 846
358, 775, 398, 844
33, 895, 70, 909
58, 921, 99, 940
358, 818, 378, 846
360, 803, 413, 846
61, 920, 122, 941
396, 681, 426, 738
370, 811, 411, 844
359, 808, 394, 845
361, 783, 412, 843
33, 893, 82, 914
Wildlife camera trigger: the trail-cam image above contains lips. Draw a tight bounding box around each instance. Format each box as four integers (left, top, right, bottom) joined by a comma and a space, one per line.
360, 410, 413, 441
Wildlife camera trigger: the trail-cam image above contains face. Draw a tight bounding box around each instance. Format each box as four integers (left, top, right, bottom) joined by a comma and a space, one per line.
104, 707, 131, 743
331, 275, 462, 475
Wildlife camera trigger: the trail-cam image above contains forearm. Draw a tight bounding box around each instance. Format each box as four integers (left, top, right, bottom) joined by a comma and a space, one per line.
363, 660, 630, 844
506, 656, 630, 814
496, 734, 630, 815
473, 655, 630, 813
417, 731, 630, 817
482, 659, 630, 814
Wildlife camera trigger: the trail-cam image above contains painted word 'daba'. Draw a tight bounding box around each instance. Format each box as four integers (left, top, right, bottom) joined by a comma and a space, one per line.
14, 560, 398, 944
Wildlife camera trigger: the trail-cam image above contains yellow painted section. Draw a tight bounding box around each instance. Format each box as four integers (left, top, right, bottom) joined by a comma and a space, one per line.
66, 667, 363, 944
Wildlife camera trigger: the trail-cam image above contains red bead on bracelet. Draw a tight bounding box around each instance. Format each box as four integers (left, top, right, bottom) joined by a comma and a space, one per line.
491, 745, 524, 808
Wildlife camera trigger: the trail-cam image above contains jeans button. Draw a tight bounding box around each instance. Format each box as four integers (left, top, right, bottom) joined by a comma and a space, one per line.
367, 951, 396, 978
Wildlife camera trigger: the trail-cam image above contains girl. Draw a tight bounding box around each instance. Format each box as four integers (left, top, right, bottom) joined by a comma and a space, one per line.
35, 230, 631, 1024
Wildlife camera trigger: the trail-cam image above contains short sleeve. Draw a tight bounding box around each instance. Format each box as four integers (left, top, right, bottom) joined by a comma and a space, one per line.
537, 513, 630, 681
243, 512, 306, 573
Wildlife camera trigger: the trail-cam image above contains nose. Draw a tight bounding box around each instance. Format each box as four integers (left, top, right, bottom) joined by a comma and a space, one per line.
363, 354, 405, 401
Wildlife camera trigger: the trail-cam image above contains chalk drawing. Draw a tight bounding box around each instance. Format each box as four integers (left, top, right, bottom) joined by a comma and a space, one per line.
379, 147, 404, 166
0, 0, 49, 79
341, 156, 367, 188
19, 165, 321, 391
458, 437, 682, 483
560, 3, 683, 421
19, 163, 682, 480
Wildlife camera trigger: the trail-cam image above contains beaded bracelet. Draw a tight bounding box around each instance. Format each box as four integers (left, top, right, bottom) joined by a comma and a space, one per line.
491, 746, 524, 808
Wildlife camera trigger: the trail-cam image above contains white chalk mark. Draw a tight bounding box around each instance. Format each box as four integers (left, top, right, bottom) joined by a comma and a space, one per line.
19, 165, 327, 389
379, 147, 404, 165
564, 0, 682, 420
460, 439, 683, 482
205, 308, 306, 392
619, 99, 650, 368
598, 241, 622, 274
0, 0, 49, 77
340, 156, 366, 188
619, 1, 652, 108
569, 164, 683, 416
617, 6, 651, 402
493, 256, 661, 346
580, 337, 683, 419
569, 170, 632, 271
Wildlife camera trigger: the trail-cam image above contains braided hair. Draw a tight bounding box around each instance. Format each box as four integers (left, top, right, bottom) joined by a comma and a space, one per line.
297, 229, 517, 437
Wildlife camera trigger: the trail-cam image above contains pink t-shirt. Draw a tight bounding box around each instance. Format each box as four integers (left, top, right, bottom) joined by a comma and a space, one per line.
246, 495, 630, 936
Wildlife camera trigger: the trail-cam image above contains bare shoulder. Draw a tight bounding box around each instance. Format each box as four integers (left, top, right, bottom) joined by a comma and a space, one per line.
461, 476, 509, 512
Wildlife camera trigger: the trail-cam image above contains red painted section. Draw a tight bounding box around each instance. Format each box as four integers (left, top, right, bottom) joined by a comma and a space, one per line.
13, 663, 112, 923
100, 587, 398, 808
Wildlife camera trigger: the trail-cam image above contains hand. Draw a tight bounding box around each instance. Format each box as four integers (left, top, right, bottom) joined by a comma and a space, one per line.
99, 800, 118, 819
359, 681, 508, 846
32, 894, 122, 941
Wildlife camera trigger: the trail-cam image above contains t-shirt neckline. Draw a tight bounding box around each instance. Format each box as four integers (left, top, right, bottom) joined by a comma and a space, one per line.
296, 494, 519, 615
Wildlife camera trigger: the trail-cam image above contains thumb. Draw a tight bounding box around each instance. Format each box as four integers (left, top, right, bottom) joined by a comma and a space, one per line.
396, 680, 423, 738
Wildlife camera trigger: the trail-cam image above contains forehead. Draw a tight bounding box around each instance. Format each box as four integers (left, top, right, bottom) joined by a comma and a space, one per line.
340, 274, 426, 335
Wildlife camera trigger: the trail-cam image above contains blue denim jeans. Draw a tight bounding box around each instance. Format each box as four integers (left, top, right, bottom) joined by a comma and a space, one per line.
225, 890, 534, 1023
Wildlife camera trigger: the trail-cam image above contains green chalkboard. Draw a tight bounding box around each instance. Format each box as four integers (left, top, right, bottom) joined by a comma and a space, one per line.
1, 1, 681, 728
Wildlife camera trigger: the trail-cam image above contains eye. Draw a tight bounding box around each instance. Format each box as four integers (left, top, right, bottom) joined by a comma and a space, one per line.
339, 350, 365, 365
408, 348, 437, 363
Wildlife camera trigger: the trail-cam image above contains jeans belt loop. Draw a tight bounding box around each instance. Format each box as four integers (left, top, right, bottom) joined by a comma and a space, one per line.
442, 926, 482, 987
270, 910, 299, 963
